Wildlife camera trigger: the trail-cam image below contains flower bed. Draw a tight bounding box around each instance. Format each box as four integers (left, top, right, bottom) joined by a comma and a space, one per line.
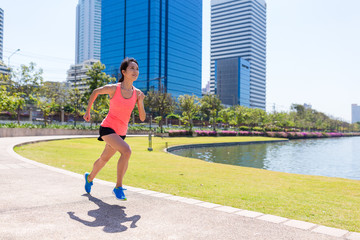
218, 130, 237, 136
238, 131, 251, 136
252, 131, 265, 136
168, 130, 193, 137
195, 130, 217, 136
166, 128, 360, 139
265, 131, 360, 139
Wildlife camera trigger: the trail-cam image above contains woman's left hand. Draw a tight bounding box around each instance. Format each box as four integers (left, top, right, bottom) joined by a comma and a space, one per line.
137, 90, 145, 102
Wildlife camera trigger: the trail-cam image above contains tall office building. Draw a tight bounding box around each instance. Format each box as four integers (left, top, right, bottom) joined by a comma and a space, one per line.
101, 0, 202, 98
351, 104, 360, 124
210, 0, 266, 109
66, 59, 98, 94
0, 8, 4, 61
75, 0, 101, 64
216, 57, 250, 106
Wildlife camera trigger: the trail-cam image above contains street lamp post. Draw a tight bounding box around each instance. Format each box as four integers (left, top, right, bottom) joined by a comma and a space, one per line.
148, 114, 153, 151
8, 49, 20, 68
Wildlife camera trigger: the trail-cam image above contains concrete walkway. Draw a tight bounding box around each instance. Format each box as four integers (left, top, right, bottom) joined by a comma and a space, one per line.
0, 135, 359, 240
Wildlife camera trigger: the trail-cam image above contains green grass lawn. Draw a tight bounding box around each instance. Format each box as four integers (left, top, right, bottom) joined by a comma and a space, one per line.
15, 136, 360, 232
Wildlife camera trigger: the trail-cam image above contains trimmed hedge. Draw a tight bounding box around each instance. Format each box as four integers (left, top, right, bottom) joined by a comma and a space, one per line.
168, 130, 193, 137
195, 130, 217, 136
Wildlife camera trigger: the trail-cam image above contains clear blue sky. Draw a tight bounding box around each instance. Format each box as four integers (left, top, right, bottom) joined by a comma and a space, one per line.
1, 0, 360, 122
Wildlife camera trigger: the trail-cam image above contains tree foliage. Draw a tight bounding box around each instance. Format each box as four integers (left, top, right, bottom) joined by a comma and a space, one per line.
200, 94, 223, 130
144, 90, 176, 132
178, 95, 200, 132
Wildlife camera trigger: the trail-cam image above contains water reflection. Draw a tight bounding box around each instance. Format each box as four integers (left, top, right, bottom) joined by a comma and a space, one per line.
171, 137, 360, 180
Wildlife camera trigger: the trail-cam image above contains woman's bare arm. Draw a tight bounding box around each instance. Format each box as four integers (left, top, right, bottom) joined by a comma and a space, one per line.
136, 89, 146, 122
83, 85, 116, 122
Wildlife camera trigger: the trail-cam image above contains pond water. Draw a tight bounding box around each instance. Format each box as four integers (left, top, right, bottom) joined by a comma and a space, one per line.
171, 137, 360, 180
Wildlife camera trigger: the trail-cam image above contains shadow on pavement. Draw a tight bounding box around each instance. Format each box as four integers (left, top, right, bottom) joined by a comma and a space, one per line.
67, 194, 141, 233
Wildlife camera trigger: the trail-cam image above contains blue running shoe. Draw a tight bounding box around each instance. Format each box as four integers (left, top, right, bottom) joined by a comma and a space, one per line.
113, 187, 127, 200
84, 172, 93, 194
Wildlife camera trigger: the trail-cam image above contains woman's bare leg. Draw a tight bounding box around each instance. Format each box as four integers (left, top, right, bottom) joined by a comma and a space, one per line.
101, 134, 131, 188
87, 143, 117, 182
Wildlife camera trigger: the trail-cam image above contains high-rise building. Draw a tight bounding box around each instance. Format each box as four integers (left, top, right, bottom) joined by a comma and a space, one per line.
210, 0, 266, 109
66, 59, 98, 94
76, 0, 101, 64
202, 81, 211, 95
101, 0, 202, 98
216, 57, 250, 107
0, 8, 4, 61
351, 104, 360, 124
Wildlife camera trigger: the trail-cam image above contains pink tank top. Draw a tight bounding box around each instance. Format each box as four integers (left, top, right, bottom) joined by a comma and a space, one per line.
100, 83, 137, 136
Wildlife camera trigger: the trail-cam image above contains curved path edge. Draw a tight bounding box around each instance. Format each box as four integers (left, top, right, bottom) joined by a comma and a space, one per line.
3, 135, 360, 240
166, 139, 288, 153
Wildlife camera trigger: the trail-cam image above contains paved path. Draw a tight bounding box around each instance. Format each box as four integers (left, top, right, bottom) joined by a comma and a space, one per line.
0, 135, 359, 240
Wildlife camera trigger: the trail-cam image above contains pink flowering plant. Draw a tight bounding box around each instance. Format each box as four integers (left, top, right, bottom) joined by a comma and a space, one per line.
168, 130, 192, 137
195, 130, 217, 136
218, 130, 237, 136
252, 131, 265, 136
238, 131, 251, 136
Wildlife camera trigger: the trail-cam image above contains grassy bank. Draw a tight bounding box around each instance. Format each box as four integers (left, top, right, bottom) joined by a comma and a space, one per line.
14, 136, 360, 232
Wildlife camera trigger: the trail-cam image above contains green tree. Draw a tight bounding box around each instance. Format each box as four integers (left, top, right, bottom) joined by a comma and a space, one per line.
200, 94, 223, 131
247, 108, 267, 127
36, 97, 57, 126
234, 105, 251, 128
144, 90, 176, 133
0, 86, 9, 112
68, 87, 83, 125
36, 81, 67, 125
178, 95, 200, 132
10, 62, 43, 97
219, 107, 235, 129
7, 93, 26, 124
7, 62, 43, 122
0, 86, 24, 123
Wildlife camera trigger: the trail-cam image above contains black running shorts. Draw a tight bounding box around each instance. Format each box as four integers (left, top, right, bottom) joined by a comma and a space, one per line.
98, 126, 126, 141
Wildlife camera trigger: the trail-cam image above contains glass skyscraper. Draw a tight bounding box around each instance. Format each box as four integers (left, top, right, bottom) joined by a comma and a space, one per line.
101, 0, 202, 98
210, 0, 266, 109
76, 0, 101, 64
215, 57, 250, 107
351, 104, 360, 124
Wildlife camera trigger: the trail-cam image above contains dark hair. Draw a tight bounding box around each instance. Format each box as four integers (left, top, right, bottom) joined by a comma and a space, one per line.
118, 57, 139, 82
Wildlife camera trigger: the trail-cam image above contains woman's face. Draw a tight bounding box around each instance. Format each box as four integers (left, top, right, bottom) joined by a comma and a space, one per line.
122, 61, 139, 81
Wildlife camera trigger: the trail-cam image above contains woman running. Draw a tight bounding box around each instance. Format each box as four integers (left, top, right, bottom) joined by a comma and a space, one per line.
83, 57, 146, 200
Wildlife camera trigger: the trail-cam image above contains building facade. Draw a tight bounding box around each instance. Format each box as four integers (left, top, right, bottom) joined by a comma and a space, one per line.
210, 0, 266, 109
76, 0, 101, 64
66, 59, 98, 94
101, 0, 202, 98
215, 57, 250, 107
0, 62, 10, 77
0, 8, 4, 61
351, 104, 360, 124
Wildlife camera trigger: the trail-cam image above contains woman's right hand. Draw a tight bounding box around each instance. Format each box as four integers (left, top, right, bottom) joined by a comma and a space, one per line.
83, 111, 91, 122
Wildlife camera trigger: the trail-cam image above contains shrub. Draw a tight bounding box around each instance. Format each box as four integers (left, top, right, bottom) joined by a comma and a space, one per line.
128, 125, 150, 131
238, 131, 251, 136
218, 130, 237, 136
275, 132, 288, 138
251, 131, 265, 136
195, 130, 217, 136
252, 126, 264, 132
239, 126, 250, 131
265, 127, 282, 132
168, 130, 192, 137
265, 132, 276, 137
